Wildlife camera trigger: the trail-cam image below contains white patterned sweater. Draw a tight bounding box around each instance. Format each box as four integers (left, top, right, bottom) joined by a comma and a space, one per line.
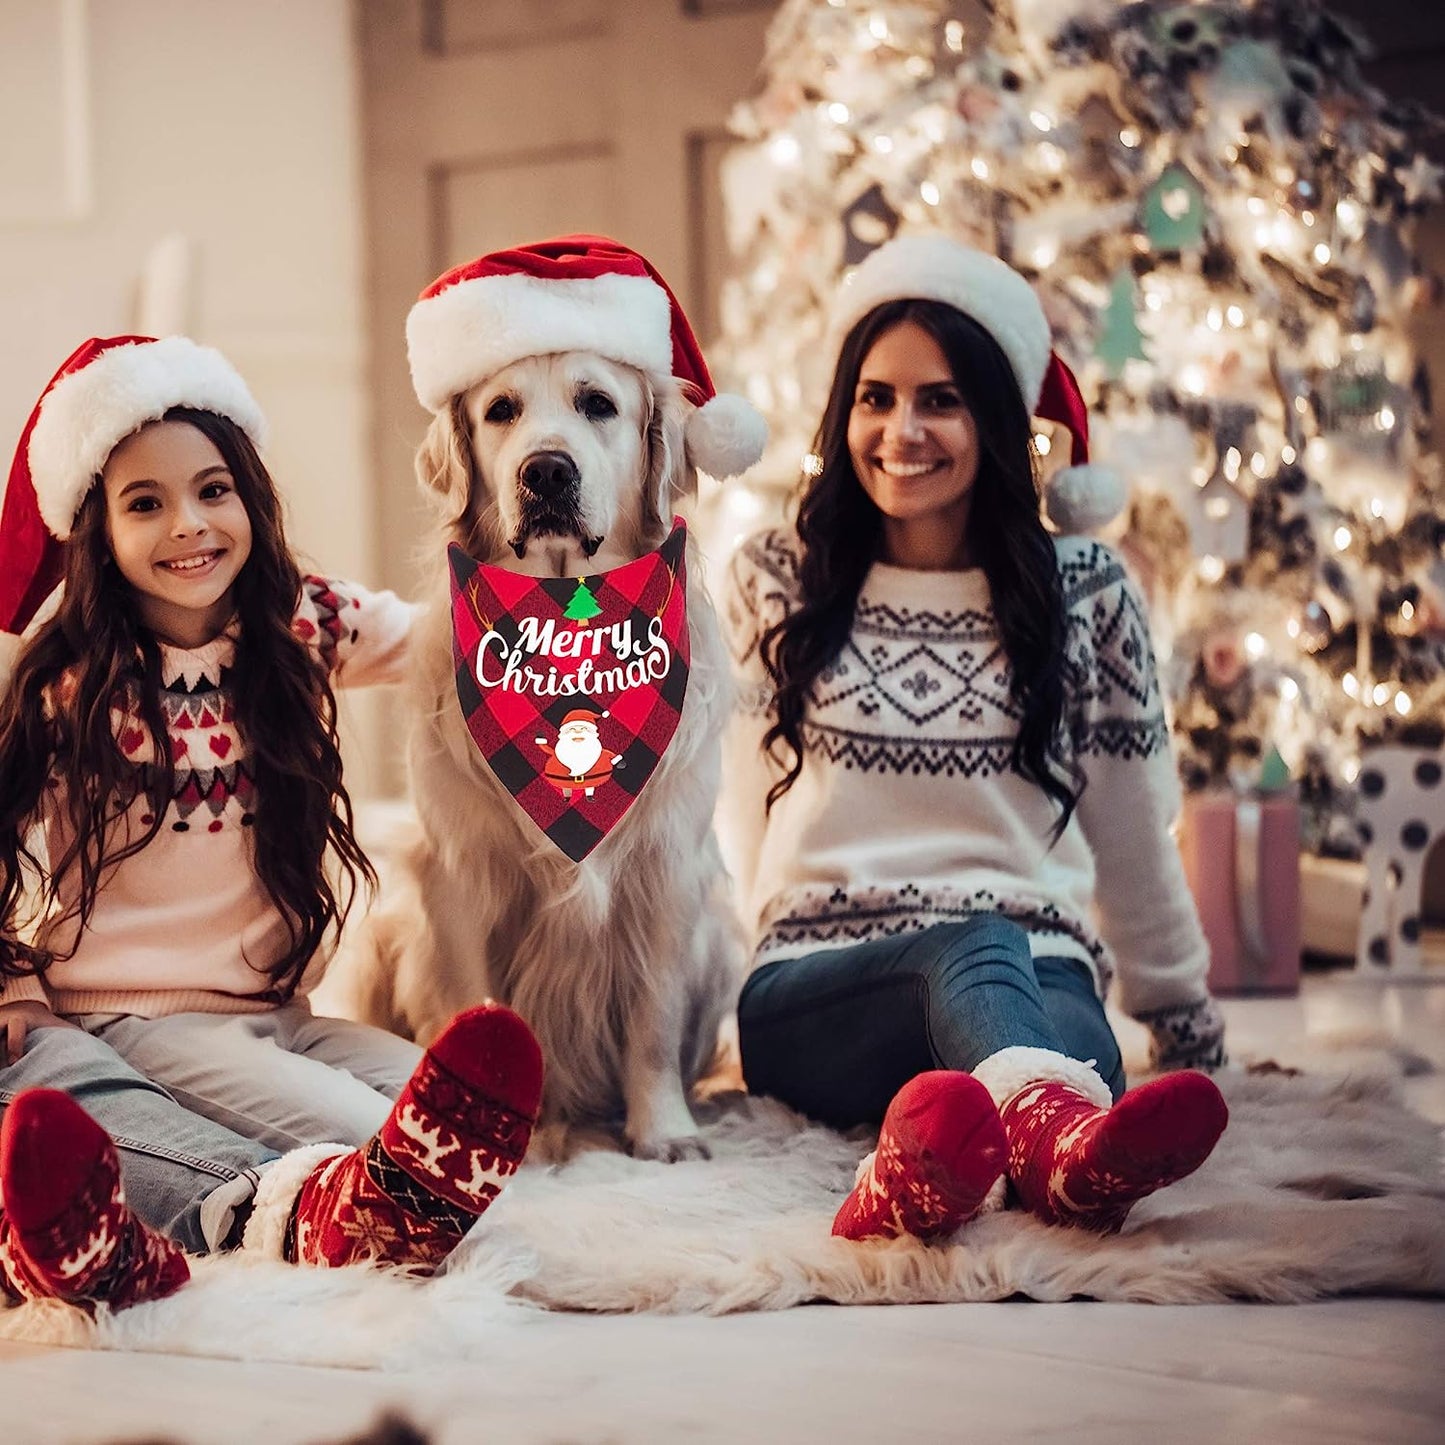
718, 529, 1211, 1019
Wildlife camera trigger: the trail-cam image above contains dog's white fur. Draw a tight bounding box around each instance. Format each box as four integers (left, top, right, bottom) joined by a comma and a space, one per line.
354, 353, 741, 1161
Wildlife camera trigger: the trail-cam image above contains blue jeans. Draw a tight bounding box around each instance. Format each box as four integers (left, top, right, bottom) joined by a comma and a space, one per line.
0, 1026, 277, 1254
81, 1003, 421, 1153
737, 916, 1126, 1130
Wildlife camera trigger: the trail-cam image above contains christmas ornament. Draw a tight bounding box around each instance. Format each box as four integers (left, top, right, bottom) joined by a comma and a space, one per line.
1095, 267, 1150, 378
841, 183, 902, 266
449, 521, 690, 862
1141, 163, 1208, 255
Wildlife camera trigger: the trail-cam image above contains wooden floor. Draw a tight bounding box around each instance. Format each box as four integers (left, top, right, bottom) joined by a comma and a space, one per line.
4, 968, 1445, 1445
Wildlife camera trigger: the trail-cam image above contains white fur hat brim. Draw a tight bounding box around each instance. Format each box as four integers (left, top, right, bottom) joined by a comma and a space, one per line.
406, 271, 674, 414
27, 337, 268, 540
829, 234, 1052, 405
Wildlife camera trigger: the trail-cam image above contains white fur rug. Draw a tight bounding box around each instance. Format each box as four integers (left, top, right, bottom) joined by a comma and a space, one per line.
3, 1068, 1442, 1368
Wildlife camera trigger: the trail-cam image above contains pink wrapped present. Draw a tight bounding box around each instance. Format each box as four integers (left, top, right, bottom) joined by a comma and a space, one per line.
1178, 792, 1301, 995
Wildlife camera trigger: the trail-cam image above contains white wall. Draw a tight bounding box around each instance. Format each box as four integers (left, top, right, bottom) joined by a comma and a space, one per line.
0, 0, 386, 792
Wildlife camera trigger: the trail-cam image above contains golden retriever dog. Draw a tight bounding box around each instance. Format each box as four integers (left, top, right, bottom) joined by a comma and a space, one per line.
354, 348, 745, 1161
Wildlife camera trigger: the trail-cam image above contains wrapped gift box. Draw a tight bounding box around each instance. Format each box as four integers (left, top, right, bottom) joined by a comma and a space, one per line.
1178, 792, 1301, 995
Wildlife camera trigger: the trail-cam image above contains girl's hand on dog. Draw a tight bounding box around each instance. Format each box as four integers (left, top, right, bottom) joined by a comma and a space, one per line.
1, 1000, 81, 1067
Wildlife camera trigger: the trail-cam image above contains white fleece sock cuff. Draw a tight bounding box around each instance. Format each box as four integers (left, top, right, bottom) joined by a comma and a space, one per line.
241, 1144, 350, 1261
971, 1046, 1114, 1111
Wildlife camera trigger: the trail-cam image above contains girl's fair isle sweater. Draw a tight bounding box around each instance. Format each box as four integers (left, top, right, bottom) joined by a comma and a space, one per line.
0, 578, 416, 1018
719, 529, 1210, 1019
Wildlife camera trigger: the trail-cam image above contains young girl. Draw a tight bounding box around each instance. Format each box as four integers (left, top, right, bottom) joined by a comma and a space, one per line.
0, 335, 543, 1311
720, 236, 1229, 1244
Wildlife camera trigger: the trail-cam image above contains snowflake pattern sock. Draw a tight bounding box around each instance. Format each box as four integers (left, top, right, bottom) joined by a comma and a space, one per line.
244, 1003, 544, 1270
997, 1070, 1228, 1232
0, 1089, 190, 1310
832, 1071, 1007, 1242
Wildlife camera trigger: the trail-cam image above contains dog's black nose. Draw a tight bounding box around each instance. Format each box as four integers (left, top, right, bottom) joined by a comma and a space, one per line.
519, 450, 580, 500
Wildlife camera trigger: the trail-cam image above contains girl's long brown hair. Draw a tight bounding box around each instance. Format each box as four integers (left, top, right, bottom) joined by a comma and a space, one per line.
0, 407, 375, 996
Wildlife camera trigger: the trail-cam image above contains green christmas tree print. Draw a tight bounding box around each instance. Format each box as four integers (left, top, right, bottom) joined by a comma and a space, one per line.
564, 577, 602, 625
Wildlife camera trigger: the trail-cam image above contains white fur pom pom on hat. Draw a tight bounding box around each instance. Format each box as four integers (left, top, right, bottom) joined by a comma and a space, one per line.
685, 393, 771, 481
1045, 462, 1129, 534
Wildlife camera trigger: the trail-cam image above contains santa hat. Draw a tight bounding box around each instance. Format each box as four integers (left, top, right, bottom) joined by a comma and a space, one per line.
0, 335, 267, 640
560, 707, 607, 728
406, 235, 767, 481
828, 234, 1126, 533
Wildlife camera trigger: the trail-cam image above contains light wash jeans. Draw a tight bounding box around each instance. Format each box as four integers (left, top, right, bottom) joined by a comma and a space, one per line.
738, 915, 1126, 1130
78, 1001, 422, 1153
0, 1025, 274, 1253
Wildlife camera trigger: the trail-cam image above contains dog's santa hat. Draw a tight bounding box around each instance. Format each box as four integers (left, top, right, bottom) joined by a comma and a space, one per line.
828, 234, 1126, 533
406, 234, 767, 482
0, 334, 266, 686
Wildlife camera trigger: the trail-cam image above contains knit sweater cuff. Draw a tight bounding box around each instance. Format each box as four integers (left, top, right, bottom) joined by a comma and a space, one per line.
0, 971, 50, 1008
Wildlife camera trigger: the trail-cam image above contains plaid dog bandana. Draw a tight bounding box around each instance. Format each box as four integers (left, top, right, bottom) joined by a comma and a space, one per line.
450, 519, 690, 861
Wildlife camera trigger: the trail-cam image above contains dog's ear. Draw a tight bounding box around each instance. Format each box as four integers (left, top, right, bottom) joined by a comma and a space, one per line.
415, 395, 486, 525
642, 381, 695, 534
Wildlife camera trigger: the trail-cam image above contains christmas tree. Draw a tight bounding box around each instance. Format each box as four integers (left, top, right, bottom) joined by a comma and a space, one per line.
564, 577, 603, 625
711, 0, 1444, 857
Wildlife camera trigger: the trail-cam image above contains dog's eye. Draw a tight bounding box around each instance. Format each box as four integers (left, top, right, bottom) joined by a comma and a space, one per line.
484, 396, 519, 424
578, 390, 617, 422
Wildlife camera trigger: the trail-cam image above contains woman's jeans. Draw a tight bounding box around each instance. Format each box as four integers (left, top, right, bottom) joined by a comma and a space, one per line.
0, 1025, 276, 1254
738, 915, 1126, 1130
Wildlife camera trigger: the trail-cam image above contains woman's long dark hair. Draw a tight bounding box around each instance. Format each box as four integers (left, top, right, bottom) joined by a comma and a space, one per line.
0, 407, 375, 995
759, 299, 1084, 837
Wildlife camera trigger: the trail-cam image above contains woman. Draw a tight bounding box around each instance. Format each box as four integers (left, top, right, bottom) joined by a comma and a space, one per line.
721, 236, 1227, 1244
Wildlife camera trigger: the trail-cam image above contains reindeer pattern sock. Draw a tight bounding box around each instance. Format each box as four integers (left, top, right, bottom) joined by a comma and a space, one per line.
0, 1088, 190, 1310
998, 1070, 1228, 1232
270, 1003, 544, 1270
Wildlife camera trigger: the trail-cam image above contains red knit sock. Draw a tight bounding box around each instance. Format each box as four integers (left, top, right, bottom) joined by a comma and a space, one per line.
0, 1089, 190, 1310
998, 1071, 1228, 1232
287, 1003, 543, 1270
832, 1071, 1007, 1242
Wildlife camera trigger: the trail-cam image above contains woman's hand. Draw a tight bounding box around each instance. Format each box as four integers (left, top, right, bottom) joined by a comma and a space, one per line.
1, 1000, 80, 1067
1135, 996, 1226, 1074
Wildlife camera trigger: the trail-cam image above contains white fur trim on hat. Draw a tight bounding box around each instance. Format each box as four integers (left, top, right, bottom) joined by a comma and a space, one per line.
240, 1143, 349, 1261
407, 271, 674, 413
27, 337, 268, 540
685, 392, 768, 479
970, 1046, 1114, 1111
1045, 462, 1128, 534
829, 235, 1053, 405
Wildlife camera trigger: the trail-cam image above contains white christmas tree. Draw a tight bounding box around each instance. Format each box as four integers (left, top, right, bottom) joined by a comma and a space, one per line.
711, 0, 1444, 856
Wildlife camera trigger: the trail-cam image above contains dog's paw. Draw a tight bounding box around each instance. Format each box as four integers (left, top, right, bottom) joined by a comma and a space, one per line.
628, 1132, 712, 1164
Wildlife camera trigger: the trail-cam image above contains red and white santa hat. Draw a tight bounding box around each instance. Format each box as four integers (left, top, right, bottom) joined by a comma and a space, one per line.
406, 234, 767, 482
560, 707, 607, 728
0, 334, 267, 641
828, 234, 1126, 533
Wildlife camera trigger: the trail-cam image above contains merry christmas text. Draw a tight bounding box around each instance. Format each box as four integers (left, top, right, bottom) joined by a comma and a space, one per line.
474, 615, 671, 697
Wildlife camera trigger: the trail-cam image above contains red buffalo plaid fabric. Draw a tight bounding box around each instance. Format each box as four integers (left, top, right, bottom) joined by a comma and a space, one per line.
449, 520, 691, 861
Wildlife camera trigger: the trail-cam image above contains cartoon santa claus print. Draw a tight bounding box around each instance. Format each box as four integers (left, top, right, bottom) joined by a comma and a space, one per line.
535, 707, 625, 799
